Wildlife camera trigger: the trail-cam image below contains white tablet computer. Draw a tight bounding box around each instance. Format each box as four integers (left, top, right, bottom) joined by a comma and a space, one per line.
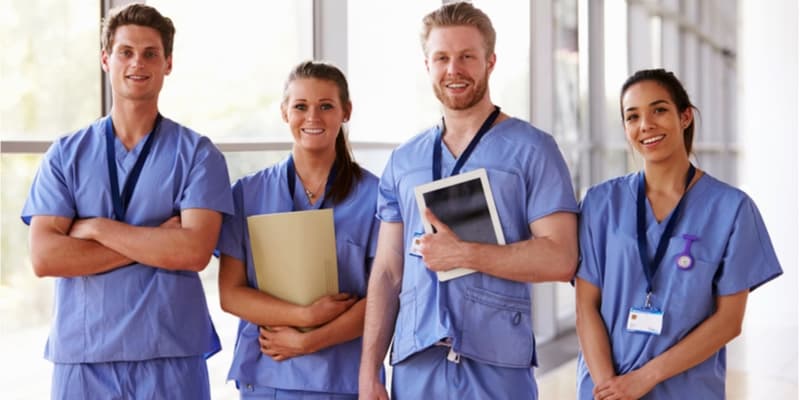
414, 168, 506, 281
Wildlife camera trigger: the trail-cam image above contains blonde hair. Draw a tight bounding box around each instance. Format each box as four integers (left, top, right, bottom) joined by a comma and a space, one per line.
420, 1, 496, 57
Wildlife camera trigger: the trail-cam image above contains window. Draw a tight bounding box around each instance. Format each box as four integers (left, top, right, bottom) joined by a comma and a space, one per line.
347, 0, 441, 143
147, 0, 313, 143
1, 1, 101, 397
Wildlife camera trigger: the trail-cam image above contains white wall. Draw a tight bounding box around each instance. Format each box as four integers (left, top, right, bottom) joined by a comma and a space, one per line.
735, 0, 798, 381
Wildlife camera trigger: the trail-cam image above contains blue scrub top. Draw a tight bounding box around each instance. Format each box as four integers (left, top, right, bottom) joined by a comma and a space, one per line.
216, 156, 379, 395
21, 115, 234, 363
576, 172, 783, 399
377, 117, 579, 368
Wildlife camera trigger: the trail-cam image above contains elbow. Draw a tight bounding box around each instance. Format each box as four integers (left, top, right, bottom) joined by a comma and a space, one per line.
219, 291, 235, 315
30, 252, 57, 278
164, 251, 212, 272
31, 261, 52, 278
553, 254, 579, 282
727, 322, 743, 342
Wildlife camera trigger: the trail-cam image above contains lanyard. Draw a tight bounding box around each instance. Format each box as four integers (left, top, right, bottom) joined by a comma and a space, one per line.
636, 164, 696, 300
286, 154, 337, 211
432, 106, 500, 180
105, 114, 162, 221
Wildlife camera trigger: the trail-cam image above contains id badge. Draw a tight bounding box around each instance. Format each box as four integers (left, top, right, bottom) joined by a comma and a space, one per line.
626, 307, 663, 335
408, 232, 424, 258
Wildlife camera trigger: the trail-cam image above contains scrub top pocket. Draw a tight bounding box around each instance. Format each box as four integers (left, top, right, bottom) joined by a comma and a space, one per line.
459, 286, 534, 368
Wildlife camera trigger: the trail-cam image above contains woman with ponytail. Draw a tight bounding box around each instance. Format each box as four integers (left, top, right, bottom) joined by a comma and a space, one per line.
216, 61, 380, 399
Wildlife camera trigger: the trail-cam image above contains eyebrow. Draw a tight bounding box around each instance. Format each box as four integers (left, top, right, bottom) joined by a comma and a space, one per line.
292, 98, 335, 102
624, 99, 669, 113
115, 44, 161, 51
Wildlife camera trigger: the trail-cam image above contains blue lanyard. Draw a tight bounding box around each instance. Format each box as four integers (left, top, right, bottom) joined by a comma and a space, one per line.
286, 154, 337, 211
432, 106, 500, 180
636, 164, 696, 296
105, 114, 162, 221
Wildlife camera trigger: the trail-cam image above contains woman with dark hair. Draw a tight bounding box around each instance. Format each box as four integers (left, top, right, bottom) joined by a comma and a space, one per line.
575, 69, 782, 399
216, 61, 379, 399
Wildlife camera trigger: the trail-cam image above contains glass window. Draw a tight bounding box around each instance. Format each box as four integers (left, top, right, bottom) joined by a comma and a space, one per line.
347, 0, 441, 143
347, 0, 530, 143
472, 0, 530, 121
0, 0, 101, 140
147, 1, 313, 143
1, 153, 53, 400
603, 0, 632, 180
2, 1, 100, 397
553, 0, 580, 329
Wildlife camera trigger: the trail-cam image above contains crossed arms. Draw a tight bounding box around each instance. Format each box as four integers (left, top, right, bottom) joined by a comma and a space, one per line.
28, 209, 222, 277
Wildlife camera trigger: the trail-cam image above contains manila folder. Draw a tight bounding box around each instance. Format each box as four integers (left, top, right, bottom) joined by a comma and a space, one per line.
246, 208, 338, 306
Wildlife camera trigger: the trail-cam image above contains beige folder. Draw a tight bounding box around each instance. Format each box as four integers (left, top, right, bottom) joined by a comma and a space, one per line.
246, 209, 339, 308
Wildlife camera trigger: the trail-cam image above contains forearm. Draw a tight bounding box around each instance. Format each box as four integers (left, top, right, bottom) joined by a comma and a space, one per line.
421, 211, 578, 283
32, 234, 132, 277
360, 266, 401, 383
457, 235, 577, 282
81, 212, 220, 271
219, 283, 311, 328
29, 216, 132, 277
576, 302, 617, 384
304, 299, 366, 353
638, 293, 747, 384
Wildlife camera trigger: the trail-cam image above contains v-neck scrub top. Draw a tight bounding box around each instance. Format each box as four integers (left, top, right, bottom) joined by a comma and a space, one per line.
576, 172, 783, 399
21, 115, 235, 363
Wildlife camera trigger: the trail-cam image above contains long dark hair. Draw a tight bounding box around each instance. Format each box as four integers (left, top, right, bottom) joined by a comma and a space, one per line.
282, 61, 363, 205
620, 68, 699, 155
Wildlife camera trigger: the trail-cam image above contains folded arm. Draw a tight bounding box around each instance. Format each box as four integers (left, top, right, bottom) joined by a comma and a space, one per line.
258, 298, 367, 361
419, 209, 578, 282
218, 254, 357, 329
69, 208, 222, 272
29, 215, 132, 277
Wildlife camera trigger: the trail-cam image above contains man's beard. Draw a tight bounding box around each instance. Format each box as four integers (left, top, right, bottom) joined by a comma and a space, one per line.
433, 70, 489, 110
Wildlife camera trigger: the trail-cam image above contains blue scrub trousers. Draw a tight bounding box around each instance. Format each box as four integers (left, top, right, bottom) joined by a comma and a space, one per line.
51, 356, 210, 400
238, 384, 357, 400
391, 346, 538, 400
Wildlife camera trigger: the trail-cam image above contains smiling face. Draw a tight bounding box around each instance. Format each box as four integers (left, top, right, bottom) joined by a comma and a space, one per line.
622, 80, 693, 165
281, 78, 351, 155
101, 24, 172, 105
425, 25, 495, 111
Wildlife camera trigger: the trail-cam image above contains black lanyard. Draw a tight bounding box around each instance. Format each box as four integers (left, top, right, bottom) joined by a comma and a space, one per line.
105, 114, 162, 221
432, 106, 500, 180
636, 164, 696, 297
286, 154, 337, 211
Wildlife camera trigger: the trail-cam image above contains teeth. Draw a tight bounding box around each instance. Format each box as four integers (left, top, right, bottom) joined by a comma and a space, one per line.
127, 75, 148, 80
642, 135, 665, 144
446, 83, 467, 88
302, 128, 324, 134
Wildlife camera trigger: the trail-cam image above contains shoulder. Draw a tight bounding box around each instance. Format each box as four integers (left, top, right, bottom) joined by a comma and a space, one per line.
235, 158, 287, 192
159, 117, 209, 145
692, 172, 752, 212
581, 173, 637, 209
391, 125, 438, 157
491, 118, 559, 148
52, 118, 106, 152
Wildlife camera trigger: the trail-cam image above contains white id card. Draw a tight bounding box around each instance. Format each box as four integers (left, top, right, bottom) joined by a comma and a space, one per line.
408, 232, 424, 258
626, 307, 663, 335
